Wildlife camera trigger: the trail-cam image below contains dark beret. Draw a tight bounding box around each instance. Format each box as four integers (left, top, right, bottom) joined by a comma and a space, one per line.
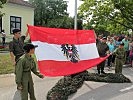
12, 29, 21, 34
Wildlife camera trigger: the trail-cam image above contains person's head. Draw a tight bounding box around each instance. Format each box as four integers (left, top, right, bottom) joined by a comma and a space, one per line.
124, 35, 128, 40
23, 43, 38, 54
12, 29, 21, 38
107, 36, 111, 39
114, 35, 117, 40
110, 38, 113, 44
102, 37, 107, 43
98, 35, 102, 40
119, 42, 124, 48
116, 36, 119, 41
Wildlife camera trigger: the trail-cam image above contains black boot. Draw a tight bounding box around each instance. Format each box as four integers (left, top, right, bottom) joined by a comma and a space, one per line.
101, 71, 106, 74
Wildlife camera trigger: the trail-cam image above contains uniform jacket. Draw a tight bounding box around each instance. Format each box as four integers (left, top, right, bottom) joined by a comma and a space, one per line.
114, 48, 126, 61
15, 54, 42, 86
9, 38, 24, 56
97, 42, 109, 57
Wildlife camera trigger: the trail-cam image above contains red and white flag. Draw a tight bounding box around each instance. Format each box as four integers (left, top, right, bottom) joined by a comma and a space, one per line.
28, 25, 107, 76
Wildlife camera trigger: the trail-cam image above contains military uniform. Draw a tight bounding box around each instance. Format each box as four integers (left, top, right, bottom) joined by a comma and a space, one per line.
9, 38, 24, 61
15, 54, 43, 100
114, 48, 126, 73
97, 41, 109, 74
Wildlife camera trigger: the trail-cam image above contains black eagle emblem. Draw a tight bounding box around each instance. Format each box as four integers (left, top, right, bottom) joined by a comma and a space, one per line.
61, 44, 80, 63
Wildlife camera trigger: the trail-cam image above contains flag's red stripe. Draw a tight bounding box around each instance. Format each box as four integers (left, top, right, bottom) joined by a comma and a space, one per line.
28, 25, 96, 45
38, 56, 108, 76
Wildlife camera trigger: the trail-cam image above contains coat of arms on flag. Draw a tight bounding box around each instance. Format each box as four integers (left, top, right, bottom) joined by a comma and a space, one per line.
61, 44, 79, 63
28, 25, 108, 76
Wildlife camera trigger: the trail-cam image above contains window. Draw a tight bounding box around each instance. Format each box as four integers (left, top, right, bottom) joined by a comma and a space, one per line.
10, 16, 21, 33
0, 17, 2, 32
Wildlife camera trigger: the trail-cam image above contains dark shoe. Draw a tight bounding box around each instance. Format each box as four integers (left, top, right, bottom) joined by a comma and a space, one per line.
101, 71, 106, 74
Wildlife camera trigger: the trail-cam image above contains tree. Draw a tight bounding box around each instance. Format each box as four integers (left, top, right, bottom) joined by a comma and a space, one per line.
29, 0, 75, 28
46, 16, 74, 29
79, 0, 133, 34
113, 0, 133, 29
0, 0, 7, 17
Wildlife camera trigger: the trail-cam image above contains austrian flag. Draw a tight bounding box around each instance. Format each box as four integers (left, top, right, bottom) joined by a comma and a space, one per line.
28, 25, 107, 76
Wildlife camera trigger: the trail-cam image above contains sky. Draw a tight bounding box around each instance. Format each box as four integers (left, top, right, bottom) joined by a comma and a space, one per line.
24, 0, 83, 17
66, 0, 83, 17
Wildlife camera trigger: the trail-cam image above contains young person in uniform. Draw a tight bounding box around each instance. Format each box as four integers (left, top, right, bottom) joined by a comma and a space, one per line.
15, 43, 44, 100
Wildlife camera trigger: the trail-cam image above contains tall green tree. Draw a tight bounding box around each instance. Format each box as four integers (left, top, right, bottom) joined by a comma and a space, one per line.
113, 0, 133, 29
29, 0, 74, 28
79, 0, 133, 34
0, 0, 7, 17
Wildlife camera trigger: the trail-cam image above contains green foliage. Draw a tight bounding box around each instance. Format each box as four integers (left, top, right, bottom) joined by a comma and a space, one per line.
113, 0, 133, 29
0, 0, 6, 4
46, 16, 74, 29
79, 0, 133, 34
0, 54, 14, 74
29, 0, 84, 29
0, 0, 7, 17
0, 53, 37, 74
29, 0, 75, 29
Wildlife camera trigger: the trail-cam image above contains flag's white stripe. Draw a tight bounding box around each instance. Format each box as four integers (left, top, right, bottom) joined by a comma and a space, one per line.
32, 41, 99, 61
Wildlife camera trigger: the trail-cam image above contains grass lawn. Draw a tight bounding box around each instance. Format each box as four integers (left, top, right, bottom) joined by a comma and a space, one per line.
0, 53, 38, 75
0, 53, 14, 74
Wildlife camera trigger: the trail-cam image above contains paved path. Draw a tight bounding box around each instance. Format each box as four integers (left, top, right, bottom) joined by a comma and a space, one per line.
0, 74, 62, 100
68, 67, 133, 100
0, 67, 133, 100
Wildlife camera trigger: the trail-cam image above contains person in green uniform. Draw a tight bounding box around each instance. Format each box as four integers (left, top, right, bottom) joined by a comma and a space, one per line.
114, 42, 126, 73
15, 43, 44, 100
97, 37, 109, 74
9, 29, 25, 65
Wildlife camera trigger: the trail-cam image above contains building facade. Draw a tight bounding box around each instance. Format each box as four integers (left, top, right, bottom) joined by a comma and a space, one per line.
0, 0, 34, 42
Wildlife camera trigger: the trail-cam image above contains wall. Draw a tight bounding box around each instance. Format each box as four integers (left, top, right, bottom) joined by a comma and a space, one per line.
1, 3, 34, 42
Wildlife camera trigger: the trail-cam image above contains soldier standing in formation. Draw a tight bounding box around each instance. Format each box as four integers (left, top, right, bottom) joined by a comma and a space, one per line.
15, 43, 44, 100
114, 42, 126, 73
9, 29, 25, 65
97, 37, 109, 74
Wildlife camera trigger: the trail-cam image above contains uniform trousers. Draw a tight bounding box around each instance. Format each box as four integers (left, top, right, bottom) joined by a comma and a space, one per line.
21, 72, 36, 100
115, 58, 123, 73
97, 61, 106, 72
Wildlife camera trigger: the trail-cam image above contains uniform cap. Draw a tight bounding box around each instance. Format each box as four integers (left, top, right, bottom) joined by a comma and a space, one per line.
12, 29, 21, 34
